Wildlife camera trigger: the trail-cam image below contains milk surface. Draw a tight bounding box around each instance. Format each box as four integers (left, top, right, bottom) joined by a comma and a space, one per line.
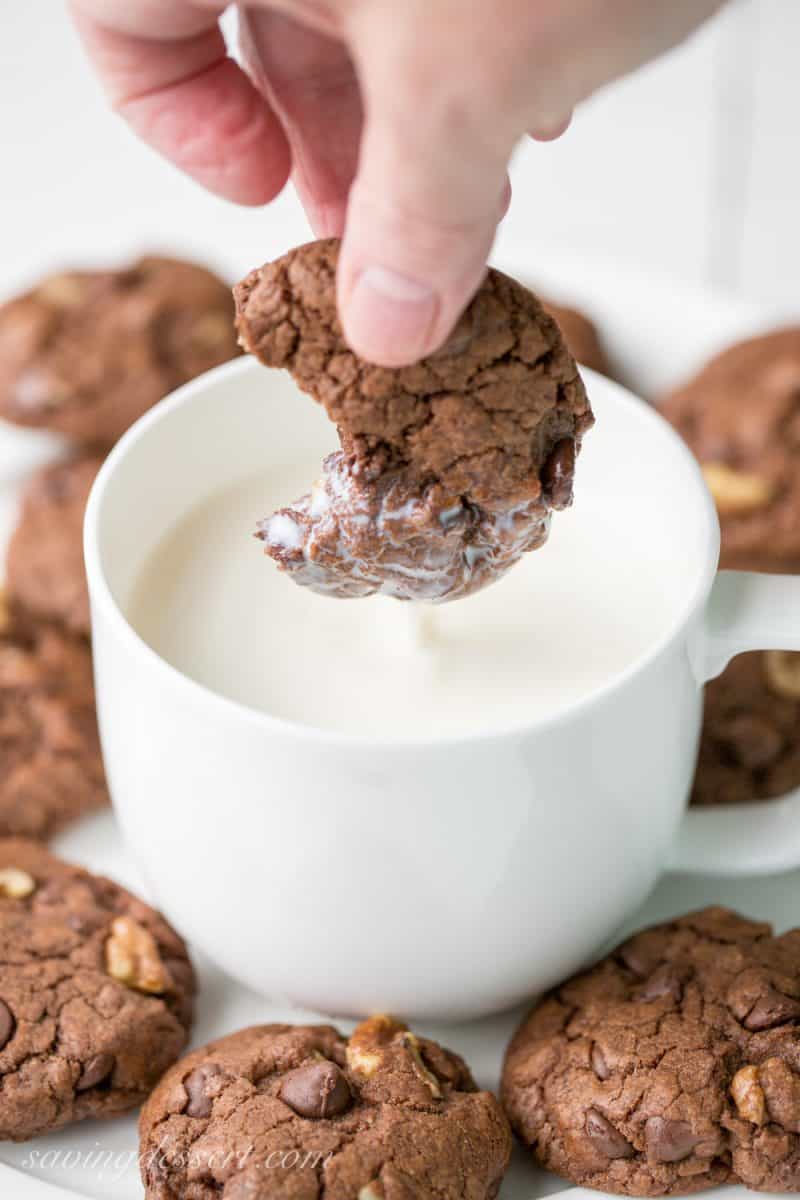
128, 465, 683, 739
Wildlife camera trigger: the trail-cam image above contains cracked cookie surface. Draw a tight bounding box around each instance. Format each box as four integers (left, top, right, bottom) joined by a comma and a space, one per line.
235, 239, 592, 602
0, 609, 108, 838
0, 256, 240, 447
502, 907, 800, 1195
7, 454, 102, 637
692, 651, 800, 806
139, 1013, 511, 1199
0, 838, 194, 1140
660, 328, 800, 573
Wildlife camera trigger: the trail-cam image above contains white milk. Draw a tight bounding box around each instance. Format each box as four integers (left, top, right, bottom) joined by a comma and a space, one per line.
128, 465, 683, 739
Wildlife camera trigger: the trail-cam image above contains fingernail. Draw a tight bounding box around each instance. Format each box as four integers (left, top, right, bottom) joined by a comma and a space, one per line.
345, 267, 438, 366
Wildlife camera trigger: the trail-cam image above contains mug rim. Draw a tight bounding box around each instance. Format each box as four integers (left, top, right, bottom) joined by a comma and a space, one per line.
84, 358, 721, 750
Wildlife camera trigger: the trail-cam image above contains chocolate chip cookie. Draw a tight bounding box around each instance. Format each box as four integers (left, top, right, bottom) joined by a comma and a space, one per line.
502, 907, 800, 1195
235, 238, 593, 602
140, 1014, 512, 1199
542, 298, 613, 378
0, 256, 240, 447
0, 605, 108, 839
692, 651, 800, 806
6, 454, 102, 637
660, 328, 800, 573
0, 838, 194, 1140
661, 330, 800, 805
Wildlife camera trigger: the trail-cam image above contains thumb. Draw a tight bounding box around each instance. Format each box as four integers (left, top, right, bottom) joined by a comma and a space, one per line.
338, 4, 514, 367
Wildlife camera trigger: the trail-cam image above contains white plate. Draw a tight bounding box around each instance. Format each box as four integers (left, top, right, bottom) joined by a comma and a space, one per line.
3, 810, 798, 1200
0, 250, 796, 1199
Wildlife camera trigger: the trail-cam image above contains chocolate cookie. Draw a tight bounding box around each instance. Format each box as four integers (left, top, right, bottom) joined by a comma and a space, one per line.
502, 907, 800, 1195
691, 651, 800, 806
235, 239, 593, 602
0, 256, 240, 447
0, 604, 108, 839
660, 328, 800, 573
6, 454, 102, 637
542, 298, 613, 378
0, 838, 194, 1140
140, 1013, 512, 1199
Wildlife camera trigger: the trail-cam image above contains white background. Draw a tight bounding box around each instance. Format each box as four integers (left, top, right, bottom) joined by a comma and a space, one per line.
2, 9, 800, 1197
1, 1, 799, 313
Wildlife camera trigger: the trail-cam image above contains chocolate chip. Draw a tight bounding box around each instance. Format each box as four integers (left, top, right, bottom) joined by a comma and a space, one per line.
744, 988, 800, 1031
645, 1117, 701, 1163
76, 1053, 115, 1092
0, 999, 14, 1051
279, 1060, 352, 1119
585, 1108, 634, 1159
184, 1063, 225, 1118
542, 439, 575, 509
637, 964, 685, 1004
591, 1044, 610, 1081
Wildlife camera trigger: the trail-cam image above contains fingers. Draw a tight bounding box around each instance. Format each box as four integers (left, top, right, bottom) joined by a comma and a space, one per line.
69, 1, 290, 205
337, 2, 515, 367
239, 9, 362, 237
336, 0, 724, 367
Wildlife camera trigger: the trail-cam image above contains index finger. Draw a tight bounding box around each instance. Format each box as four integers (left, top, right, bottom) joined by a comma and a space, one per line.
69, 0, 291, 205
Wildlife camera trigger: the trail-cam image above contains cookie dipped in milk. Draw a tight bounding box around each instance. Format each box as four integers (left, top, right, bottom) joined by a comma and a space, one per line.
128, 243, 687, 740
234, 239, 593, 603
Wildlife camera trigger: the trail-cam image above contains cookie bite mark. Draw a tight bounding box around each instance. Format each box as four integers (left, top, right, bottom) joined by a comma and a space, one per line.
140, 1015, 511, 1199
502, 906, 800, 1196
0, 838, 194, 1141
235, 238, 593, 603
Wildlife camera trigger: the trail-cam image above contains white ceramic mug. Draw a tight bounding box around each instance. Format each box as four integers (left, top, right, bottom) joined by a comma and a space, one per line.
84, 360, 800, 1021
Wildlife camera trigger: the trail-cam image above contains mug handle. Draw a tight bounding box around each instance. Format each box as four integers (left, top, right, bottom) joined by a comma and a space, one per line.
670, 571, 800, 877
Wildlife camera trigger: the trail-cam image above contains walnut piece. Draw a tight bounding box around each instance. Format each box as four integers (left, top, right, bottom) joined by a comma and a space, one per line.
346, 1014, 401, 1077
402, 1032, 443, 1099
731, 1065, 767, 1126
702, 463, 776, 516
105, 916, 170, 994
0, 867, 36, 899
765, 651, 800, 700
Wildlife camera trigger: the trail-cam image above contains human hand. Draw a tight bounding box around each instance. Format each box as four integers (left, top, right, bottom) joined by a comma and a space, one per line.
70, 0, 724, 366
